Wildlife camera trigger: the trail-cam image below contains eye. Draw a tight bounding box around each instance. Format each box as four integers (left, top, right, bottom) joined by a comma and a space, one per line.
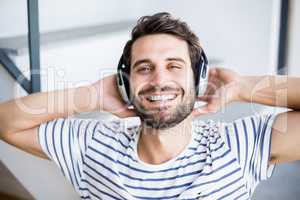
171, 65, 180, 68
137, 65, 152, 73
169, 64, 182, 70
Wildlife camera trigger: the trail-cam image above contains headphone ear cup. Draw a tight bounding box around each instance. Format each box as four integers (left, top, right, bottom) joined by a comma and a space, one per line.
195, 51, 209, 97
117, 55, 132, 105
195, 58, 202, 93
117, 68, 131, 105
197, 64, 209, 97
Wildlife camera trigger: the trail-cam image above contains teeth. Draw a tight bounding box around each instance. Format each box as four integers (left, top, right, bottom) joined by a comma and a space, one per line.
146, 94, 177, 101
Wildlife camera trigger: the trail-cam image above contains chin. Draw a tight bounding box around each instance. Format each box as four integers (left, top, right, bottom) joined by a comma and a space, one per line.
132, 92, 196, 129
139, 107, 192, 130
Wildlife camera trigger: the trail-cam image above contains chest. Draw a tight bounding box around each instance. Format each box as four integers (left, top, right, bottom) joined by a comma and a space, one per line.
82, 150, 249, 200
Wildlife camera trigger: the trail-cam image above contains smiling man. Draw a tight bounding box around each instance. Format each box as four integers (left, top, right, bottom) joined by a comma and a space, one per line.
1, 12, 300, 200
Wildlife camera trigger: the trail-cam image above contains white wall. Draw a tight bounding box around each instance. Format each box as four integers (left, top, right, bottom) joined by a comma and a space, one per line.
0, 0, 141, 37
15, 31, 131, 92
0, 0, 278, 89
140, 0, 276, 75
0, 0, 277, 75
0, 0, 285, 199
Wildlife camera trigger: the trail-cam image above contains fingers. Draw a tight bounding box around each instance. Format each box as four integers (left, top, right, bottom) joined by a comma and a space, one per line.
209, 67, 218, 77
192, 103, 218, 117
193, 91, 226, 117
192, 107, 209, 117
196, 95, 210, 102
194, 89, 231, 117
117, 109, 137, 118
112, 105, 137, 118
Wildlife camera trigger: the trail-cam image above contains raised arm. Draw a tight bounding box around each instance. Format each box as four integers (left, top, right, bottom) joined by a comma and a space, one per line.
239, 75, 300, 163
0, 74, 135, 158
194, 67, 300, 164
239, 75, 300, 109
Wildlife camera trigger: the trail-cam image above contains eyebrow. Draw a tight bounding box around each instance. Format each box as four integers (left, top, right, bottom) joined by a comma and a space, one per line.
132, 59, 151, 69
132, 57, 186, 69
166, 57, 186, 64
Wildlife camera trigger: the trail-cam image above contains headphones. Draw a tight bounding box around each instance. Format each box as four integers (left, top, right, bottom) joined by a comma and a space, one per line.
117, 50, 209, 105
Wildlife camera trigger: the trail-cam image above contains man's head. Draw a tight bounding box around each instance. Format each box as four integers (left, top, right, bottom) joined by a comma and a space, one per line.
122, 12, 202, 77
122, 12, 202, 129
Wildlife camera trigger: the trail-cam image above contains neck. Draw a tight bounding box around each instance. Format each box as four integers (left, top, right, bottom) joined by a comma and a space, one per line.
137, 114, 193, 165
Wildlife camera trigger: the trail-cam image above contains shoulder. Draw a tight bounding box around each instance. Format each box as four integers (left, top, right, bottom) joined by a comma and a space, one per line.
192, 119, 224, 153
192, 118, 222, 139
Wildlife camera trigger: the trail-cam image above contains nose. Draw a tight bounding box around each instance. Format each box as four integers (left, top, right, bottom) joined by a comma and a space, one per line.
149, 67, 167, 86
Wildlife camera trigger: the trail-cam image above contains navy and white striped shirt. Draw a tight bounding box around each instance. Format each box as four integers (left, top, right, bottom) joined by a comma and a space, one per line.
38, 114, 277, 200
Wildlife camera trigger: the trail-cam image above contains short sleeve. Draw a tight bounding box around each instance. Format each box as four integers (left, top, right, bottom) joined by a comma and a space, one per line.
221, 113, 279, 193
38, 117, 101, 191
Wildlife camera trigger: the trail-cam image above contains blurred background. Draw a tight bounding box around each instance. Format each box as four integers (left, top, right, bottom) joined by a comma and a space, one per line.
0, 0, 299, 199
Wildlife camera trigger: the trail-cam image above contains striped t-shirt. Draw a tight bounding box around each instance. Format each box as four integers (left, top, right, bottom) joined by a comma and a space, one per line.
38, 113, 277, 200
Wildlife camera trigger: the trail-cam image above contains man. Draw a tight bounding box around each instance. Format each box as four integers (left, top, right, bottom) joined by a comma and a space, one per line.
0, 12, 300, 199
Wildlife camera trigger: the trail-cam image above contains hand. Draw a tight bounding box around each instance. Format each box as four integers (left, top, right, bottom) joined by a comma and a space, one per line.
193, 67, 242, 117
93, 75, 136, 118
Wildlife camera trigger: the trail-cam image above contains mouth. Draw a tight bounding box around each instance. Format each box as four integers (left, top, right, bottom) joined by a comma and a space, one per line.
139, 93, 181, 110
145, 94, 178, 102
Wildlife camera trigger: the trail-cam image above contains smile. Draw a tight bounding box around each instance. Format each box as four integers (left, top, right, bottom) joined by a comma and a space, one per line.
145, 94, 178, 102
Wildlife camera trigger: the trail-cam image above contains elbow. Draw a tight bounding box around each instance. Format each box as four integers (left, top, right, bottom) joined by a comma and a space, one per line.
0, 122, 6, 140
0, 129, 9, 141
0, 119, 13, 139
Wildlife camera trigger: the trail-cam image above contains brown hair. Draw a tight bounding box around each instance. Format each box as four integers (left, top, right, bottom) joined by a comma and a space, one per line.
122, 12, 202, 74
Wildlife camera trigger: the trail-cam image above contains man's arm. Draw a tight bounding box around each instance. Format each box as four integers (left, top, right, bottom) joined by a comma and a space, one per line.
194, 68, 300, 164
0, 75, 135, 159
239, 75, 300, 164
0, 85, 100, 158
0, 86, 97, 135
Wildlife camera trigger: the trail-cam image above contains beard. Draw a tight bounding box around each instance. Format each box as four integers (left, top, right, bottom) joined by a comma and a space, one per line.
131, 84, 196, 130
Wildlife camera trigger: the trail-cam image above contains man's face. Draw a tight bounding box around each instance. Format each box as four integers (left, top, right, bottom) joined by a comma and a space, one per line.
130, 34, 196, 129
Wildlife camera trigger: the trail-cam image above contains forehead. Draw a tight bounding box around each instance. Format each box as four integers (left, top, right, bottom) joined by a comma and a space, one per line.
131, 34, 191, 66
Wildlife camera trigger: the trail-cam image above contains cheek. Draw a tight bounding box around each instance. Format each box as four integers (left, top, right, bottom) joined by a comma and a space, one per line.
177, 72, 195, 91
129, 78, 137, 96
129, 75, 145, 96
